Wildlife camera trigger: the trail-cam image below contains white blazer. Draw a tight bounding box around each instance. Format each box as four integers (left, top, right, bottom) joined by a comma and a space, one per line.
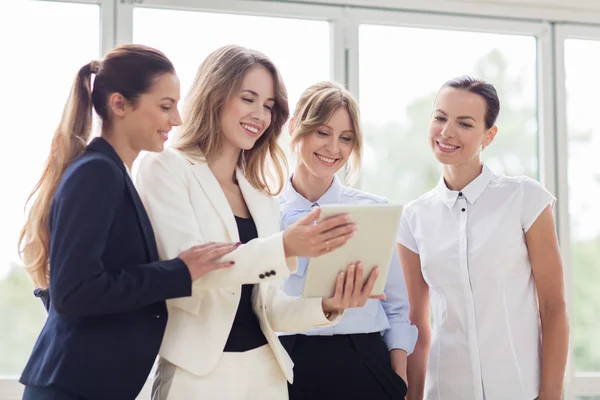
135, 147, 338, 383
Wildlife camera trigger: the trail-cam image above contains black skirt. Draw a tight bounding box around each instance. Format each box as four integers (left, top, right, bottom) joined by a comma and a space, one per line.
280, 332, 407, 400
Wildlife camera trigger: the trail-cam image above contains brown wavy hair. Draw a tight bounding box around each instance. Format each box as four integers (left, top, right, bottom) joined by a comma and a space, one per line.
172, 44, 289, 195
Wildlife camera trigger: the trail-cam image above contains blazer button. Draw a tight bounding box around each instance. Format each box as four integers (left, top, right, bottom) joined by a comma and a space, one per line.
265, 271, 271, 277
259, 274, 265, 279
270, 270, 276, 276
152, 315, 160, 319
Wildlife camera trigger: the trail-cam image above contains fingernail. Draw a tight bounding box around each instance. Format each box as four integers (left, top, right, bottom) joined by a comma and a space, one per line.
230, 261, 235, 265
235, 242, 242, 247
352, 225, 358, 231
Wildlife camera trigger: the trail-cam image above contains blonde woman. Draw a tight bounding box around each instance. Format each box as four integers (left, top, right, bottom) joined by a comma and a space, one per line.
279, 81, 416, 400
18, 45, 236, 400
136, 45, 380, 400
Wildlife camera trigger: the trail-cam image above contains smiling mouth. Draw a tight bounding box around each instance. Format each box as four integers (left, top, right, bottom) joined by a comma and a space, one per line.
437, 141, 460, 152
159, 131, 169, 141
241, 123, 260, 136
315, 153, 339, 165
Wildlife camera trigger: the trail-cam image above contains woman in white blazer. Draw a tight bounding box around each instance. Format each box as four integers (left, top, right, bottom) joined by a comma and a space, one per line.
136, 44, 383, 400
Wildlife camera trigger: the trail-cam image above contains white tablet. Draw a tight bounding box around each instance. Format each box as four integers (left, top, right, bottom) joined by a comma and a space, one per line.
302, 203, 403, 298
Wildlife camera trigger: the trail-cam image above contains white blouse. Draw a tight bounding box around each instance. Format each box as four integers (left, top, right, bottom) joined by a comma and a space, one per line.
397, 164, 554, 400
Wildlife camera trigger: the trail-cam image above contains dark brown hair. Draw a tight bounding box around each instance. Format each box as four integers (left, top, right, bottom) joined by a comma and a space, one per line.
442, 76, 500, 129
20, 44, 175, 289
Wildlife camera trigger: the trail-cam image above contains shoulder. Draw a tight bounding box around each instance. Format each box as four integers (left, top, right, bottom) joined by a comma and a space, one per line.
491, 174, 550, 198
341, 185, 388, 205
56, 153, 125, 203
402, 188, 438, 216
138, 147, 189, 174
63, 152, 123, 187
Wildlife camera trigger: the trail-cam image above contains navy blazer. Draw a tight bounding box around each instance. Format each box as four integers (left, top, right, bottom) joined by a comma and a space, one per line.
20, 138, 192, 400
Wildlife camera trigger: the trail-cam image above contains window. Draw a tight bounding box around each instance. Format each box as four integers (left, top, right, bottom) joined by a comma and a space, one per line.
0, 0, 100, 377
358, 24, 538, 204
564, 37, 600, 374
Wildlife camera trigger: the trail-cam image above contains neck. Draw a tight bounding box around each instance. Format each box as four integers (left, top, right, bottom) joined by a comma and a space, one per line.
207, 141, 241, 186
442, 158, 483, 191
292, 164, 334, 203
101, 129, 138, 170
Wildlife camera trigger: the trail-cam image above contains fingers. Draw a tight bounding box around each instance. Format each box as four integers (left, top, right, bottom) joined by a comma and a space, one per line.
369, 293, 387, 301
343, 264, 356, 304
352, 263, 365, 298
318, 235, 349, 255
315, 213, 350, 234
205, 244, 238, 261
320, 223, 356, 242
208, 261, 235, 271
192, 242, 233, 252
332, 270, 345, 300
361, 266, 380, 297
296, 207, 321, 225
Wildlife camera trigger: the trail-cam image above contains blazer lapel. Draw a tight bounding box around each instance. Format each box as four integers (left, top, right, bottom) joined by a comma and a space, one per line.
236, 169, 272, 238
87, 137, 159, 261
188, 160, 239, 242
124, 178, 159, 261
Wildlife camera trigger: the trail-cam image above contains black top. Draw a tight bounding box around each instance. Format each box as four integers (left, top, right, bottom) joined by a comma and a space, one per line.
223, 215, 269, 352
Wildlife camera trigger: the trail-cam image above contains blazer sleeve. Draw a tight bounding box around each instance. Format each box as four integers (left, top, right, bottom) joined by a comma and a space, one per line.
49, 157, 192, 316
135, 151, 296, 292
264, 278, 342, 332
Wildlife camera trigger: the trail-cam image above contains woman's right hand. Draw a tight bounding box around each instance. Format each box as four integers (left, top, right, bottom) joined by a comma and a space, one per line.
178, 242, 238, 281
283, 207, 356, 258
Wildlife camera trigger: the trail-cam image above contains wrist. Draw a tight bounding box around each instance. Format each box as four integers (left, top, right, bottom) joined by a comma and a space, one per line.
282, 230, 295, 258
321, 298, 342, 315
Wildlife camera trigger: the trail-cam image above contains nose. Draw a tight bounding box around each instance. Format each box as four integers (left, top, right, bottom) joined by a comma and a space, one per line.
325, 136, 339, 154
171, 108, 183, 127
440, 123, 454, 138
250, 103, 265, 125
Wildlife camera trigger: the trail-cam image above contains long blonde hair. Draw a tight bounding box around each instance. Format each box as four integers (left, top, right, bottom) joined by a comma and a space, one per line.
19, 44, 175, 289
172, 44, 289, 195
290, 81, 363, 184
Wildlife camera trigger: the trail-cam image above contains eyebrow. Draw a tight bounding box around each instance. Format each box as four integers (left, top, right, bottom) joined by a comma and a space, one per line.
321, 124, 354, 134
241, 89, 275, 103
160, 97, 178, 102
434, 109, 476, 122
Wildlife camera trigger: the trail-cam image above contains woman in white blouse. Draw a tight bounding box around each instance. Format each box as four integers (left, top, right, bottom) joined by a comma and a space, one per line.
397, 76, 569, 400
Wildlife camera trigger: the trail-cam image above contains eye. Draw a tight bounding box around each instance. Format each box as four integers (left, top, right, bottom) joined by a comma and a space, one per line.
161, 106, 171, 111
317, 131, 329, 137
459, 122, 473, 128
242, 97, 253, 103
434, 116, 446, 122
264, 104, 273, 112
341, 136, 353, 143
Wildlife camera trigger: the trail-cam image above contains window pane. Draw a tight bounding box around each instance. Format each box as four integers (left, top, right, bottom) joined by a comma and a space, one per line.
359, 25, 538, 204
0, 1, 100, 375
133, 8, 331, 168
565, 38, 600, 373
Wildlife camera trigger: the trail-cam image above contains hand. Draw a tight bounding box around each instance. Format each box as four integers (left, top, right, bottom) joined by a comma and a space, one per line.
283, 207, 356, 258
178, 242, 238, 281
321, 262, 386, 315
390, 348, 408, 385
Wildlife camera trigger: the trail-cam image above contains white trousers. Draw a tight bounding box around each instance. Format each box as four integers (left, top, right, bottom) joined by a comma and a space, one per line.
151, 345, 288, 400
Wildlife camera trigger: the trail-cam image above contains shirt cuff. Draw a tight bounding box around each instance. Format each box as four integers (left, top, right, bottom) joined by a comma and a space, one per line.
383, 322, 419, 355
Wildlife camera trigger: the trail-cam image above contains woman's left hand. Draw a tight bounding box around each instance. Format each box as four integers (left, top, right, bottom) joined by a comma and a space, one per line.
322, 262, 386, 315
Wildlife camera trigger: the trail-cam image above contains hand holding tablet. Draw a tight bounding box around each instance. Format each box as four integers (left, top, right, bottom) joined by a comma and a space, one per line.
302, 204, 403, 298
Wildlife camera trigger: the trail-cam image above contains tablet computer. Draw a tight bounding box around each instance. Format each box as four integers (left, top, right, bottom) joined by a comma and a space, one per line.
302, 203, 403, 298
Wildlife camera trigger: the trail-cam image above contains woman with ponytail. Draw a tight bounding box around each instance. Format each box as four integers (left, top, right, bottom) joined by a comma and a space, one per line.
18, 44, 236, 400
